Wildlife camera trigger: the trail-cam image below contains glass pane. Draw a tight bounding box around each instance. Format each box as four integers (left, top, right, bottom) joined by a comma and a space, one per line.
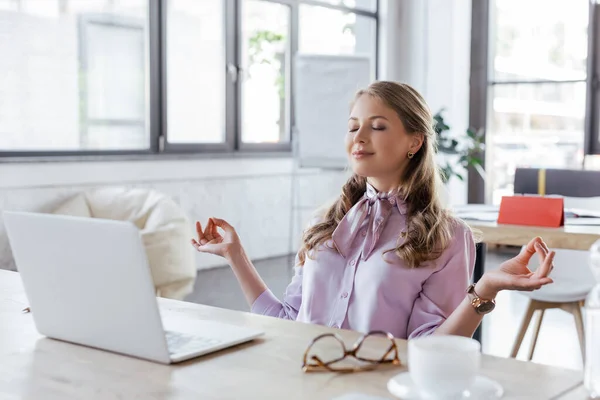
491, 0, 589, 82
166, 0, 225, 144
299, 5, 376, 79
486, 82, 586, 204
307, 0, 377, 13
241, 1, 290, 144
86, 23, 145, 121
0, 0, 149, 151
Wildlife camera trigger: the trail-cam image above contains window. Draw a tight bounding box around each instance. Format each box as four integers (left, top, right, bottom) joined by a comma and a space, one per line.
0, 0, 149, 153
166, 0, 227, 146
469, 0, 600, 204
240, 1, 291, 146
0, 0, 378, 157
80, 14, 147, 150
299, 4, 377, 79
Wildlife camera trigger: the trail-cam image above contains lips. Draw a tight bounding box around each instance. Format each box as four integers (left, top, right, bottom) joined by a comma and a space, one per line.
352, 150, 374, 159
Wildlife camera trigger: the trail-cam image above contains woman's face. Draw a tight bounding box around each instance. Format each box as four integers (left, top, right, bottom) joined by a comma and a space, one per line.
346, 94, 422, 192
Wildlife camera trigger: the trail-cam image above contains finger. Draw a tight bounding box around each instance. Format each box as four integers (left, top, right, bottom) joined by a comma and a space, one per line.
516, 237, 541, 263
190, 239, 203, 252
190, 237, 223, 256
211, 218, 236, 233
193, 242, 219, 255
210, 218, 223, 240
510, 280, 541, 291
539, 241, 554, 273
510, 276, 553, 291
534, 241, 548, 265
195, 221, 208, 245
535, 250, 555, 279
540, 240, 554, 273
204, 219, 215, 242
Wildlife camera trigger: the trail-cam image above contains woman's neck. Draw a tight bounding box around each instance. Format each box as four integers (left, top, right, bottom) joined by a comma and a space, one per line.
367, 177, 402, 194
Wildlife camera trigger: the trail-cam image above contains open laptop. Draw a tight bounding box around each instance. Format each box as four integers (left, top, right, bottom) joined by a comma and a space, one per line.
3, 211, 264, 364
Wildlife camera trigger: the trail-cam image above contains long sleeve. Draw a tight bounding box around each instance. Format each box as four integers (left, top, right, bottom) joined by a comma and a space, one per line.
406, 226, 476, 339
250, 261, 303, 320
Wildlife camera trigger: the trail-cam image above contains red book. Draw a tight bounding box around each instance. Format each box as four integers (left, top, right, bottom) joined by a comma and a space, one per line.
497, 196, 564, 228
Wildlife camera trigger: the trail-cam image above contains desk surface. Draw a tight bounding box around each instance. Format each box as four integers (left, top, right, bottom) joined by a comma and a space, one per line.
0, 270, 584, 400
463, 219, 600, 250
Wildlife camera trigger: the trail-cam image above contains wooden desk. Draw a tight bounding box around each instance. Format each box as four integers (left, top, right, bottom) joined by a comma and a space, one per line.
0, 270, 584, 399
465, 220, 600, 251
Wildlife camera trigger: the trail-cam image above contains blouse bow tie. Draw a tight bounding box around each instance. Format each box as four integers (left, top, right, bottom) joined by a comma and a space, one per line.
331, 183, 407, 260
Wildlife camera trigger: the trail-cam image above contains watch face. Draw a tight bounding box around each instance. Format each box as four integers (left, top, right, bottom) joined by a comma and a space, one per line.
478, 301, 496, 314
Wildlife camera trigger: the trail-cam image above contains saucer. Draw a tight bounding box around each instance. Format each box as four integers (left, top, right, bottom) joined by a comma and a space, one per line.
387, 371, 504, 399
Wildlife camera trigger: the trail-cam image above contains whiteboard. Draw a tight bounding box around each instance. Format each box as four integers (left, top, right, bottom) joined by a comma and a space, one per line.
293, 54, 372, 169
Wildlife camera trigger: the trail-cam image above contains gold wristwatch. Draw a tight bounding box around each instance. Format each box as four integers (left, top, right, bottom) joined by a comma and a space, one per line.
466, 284, 496, 315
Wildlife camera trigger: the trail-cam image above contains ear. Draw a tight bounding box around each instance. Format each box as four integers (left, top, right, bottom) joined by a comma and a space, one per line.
409, 133, 425, 153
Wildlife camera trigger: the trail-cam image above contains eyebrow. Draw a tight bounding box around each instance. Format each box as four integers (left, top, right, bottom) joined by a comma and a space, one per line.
349, 116, 389, 121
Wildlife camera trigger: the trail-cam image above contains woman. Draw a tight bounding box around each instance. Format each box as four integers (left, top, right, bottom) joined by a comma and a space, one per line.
191, 81, 554, 339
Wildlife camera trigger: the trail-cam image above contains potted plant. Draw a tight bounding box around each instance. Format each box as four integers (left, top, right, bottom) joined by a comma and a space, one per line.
433, 109, 486, 184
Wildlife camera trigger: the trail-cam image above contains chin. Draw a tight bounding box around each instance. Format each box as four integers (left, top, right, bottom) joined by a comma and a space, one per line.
349, 163, 376, 178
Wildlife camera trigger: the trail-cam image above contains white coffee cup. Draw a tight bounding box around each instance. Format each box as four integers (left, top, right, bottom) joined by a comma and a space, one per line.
408, 335, 481, 399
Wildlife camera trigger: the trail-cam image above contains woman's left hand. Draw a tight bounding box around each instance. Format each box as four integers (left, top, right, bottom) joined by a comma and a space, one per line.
476, 237, 555, 299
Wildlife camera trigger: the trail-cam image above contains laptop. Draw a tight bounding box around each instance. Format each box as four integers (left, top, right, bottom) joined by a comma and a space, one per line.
3, 211, 264, 364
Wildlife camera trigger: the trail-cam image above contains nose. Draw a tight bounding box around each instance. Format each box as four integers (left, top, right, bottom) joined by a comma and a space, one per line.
353, 126, 369, 144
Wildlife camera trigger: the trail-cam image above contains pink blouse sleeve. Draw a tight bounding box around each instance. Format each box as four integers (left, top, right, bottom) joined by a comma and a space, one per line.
406, 224, 476, 339
250, 260, 303, 320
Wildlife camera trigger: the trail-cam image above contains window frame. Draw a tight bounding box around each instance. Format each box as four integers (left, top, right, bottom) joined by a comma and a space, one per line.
235, 0, 296, 153
468, 0, 600, 203
0, 0, 379, 159
585, 0, 600, 155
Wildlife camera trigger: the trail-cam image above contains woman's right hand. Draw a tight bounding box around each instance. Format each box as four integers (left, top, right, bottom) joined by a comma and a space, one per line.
191, 218, 243, 260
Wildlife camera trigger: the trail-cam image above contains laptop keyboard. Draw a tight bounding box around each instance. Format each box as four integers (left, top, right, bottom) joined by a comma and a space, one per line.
165, 331, 223, 355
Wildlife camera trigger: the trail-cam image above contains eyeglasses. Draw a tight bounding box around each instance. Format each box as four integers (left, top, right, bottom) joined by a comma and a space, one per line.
302, 330, 402, 373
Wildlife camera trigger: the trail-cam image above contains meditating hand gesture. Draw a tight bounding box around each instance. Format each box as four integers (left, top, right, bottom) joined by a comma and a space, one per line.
191, 218, 242, 260
476, 237, 555, 300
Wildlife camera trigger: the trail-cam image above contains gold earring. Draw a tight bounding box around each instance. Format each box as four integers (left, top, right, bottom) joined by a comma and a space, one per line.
407, 151, 415, 159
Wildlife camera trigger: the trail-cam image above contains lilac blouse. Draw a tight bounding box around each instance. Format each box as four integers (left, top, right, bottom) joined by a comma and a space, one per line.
251, 183, 476, 339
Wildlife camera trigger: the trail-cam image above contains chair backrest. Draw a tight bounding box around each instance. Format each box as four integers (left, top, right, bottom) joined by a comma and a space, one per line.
514, 168, 600, 197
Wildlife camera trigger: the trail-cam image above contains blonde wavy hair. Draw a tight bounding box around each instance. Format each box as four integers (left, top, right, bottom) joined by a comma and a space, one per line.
298, 81, 464, 269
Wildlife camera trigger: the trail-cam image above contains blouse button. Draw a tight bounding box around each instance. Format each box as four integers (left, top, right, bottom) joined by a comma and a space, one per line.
331, 323, 339, 329
389, 197, 396, 205
341, 292, 348, 298
350, 259, 357, 266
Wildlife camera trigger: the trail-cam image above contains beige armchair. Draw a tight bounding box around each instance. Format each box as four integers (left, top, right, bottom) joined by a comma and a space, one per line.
53, 187, 196, 300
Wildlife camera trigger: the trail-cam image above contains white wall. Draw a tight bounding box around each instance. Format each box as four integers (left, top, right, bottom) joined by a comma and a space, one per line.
0, 158, 349, 271
379, 0, 473, 205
